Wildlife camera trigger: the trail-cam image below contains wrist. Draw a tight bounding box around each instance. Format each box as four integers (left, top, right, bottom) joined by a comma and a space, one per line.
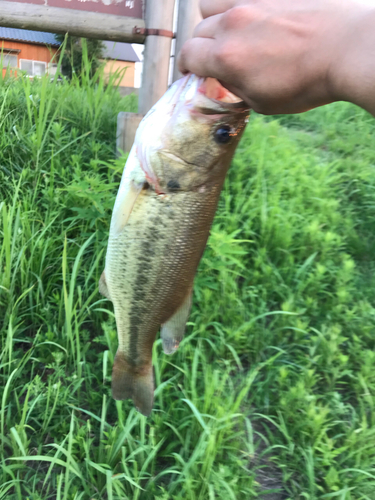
329, 6, 375, 115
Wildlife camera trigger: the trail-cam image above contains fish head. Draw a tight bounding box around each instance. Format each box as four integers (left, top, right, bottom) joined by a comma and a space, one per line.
135, 75, 250, 193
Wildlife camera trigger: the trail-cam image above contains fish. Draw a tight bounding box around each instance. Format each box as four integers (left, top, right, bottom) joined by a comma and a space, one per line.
99, 74, 250, 416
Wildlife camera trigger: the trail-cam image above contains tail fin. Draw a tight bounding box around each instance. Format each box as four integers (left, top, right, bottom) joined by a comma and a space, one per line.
111, 350, 154, 416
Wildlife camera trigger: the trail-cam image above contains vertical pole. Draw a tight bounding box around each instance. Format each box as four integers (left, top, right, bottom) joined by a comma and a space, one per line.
117, 0, 175, 154
172, 0, 202, 82
138, 0, 176, 115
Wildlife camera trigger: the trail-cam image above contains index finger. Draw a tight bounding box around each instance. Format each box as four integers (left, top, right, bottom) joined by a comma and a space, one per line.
177, 37, 220, 78
200, 0, 236, 18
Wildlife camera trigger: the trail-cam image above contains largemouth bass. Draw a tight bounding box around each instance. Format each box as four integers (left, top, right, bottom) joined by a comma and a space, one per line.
100, 75, 249, 416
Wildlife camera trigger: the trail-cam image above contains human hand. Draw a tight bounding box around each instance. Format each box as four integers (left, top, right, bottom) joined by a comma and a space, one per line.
178, 0, 375, 115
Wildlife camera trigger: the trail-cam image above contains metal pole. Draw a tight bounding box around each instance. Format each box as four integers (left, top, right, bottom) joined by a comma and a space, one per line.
138, 0, 175, 114
172, 0, 201, 82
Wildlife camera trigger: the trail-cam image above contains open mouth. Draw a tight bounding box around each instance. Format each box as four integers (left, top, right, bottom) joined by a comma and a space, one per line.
194, 76, 248, 116
198, 77, 243, 104
190, 78, 249, 120
173, 75, 247, 110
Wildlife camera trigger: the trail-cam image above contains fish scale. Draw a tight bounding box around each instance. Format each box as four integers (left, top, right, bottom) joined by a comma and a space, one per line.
106, 185, 222, 354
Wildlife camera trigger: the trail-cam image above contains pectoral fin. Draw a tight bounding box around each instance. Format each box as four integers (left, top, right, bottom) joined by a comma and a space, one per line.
161, 290, 193, 355
99, 271, 111, 300
111, 180, 144, 237
111, 145, 147, 237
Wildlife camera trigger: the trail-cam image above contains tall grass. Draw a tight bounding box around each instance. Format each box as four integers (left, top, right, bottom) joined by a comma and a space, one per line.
1, 53, 375, 499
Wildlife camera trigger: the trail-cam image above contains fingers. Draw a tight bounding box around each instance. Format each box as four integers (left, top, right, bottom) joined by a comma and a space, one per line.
178, 38, 220, 78
200, 0, 237, 18
193, 14, 221, 39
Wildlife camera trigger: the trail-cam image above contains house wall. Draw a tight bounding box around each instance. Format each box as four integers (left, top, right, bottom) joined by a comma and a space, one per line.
1, 40, 58, 76
0, 41, 136, 88
101, 60, 136, 88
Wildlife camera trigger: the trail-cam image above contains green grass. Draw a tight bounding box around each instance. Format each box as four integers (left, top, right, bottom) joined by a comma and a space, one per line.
1, 61, 375, 500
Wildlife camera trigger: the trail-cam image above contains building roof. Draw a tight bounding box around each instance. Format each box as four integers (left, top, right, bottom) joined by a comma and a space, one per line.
0, 28, 60, 47
102, 41, 140, 63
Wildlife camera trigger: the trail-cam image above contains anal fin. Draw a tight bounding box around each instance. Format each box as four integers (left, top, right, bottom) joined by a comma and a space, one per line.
161, 289, 193, 355
112, 350, 154, 417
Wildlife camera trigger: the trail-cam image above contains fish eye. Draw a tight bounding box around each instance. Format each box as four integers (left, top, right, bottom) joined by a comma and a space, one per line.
214, 126, 232, 144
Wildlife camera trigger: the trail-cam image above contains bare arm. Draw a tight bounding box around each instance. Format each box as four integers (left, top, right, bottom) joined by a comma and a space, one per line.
178, 0, 375, 116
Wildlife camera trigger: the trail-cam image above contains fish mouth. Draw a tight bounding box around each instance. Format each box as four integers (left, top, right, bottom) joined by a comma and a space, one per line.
176, 75, 249, 120
197, 77, 246, 107
171, 74, 248, 115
